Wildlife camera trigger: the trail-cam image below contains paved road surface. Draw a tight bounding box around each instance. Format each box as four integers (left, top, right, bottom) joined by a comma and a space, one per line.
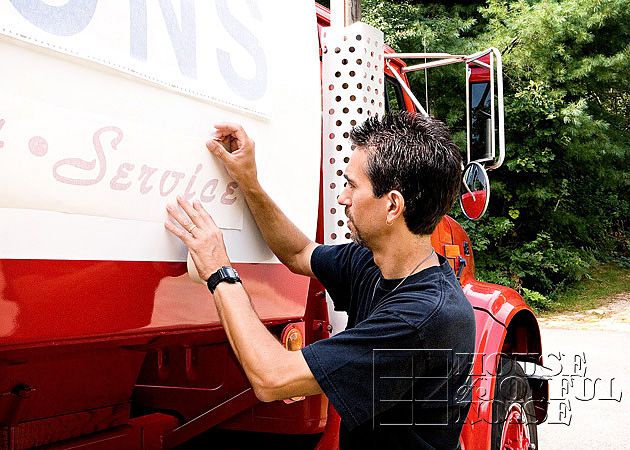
536, 328, 628, 449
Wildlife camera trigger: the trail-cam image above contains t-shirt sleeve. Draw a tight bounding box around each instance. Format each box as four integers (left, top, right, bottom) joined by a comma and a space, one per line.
302, 311, 422, 430
310, 243, 372, 312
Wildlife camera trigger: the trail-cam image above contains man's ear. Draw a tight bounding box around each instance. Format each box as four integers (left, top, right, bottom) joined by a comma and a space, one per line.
385, 190, 405, 225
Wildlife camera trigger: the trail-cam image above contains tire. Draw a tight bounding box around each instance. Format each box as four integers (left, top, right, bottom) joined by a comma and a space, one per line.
491, 357, 539, 450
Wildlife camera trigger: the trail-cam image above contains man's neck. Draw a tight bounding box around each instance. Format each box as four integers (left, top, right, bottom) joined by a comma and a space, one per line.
371, 228, 436, 280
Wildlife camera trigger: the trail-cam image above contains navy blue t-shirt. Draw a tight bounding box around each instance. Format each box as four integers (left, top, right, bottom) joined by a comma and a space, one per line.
301, 243, 476, 450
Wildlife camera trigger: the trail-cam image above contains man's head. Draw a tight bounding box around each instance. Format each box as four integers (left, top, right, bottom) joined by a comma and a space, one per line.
347, 111, 462, 237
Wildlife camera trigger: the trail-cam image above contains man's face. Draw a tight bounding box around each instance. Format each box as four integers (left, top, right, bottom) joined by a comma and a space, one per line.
337, 148, 387, 248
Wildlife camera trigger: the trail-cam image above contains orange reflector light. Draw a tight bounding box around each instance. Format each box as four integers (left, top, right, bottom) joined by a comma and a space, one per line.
280, 323, 306, 403
443, 244, 460, 270
283, 327, 303, 352
443, 244, 460, 258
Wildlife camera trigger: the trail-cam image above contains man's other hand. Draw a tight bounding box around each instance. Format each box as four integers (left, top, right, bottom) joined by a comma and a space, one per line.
207, 122, 257, 189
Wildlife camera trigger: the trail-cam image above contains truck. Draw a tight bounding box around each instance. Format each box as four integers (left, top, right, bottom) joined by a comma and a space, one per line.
0, 2, 547, 450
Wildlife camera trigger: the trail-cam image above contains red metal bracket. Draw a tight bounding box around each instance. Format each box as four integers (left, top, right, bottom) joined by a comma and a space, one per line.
162, 388, 259, 449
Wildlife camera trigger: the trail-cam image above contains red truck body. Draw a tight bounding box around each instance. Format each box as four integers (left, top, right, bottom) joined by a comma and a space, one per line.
0, 4, 545, 450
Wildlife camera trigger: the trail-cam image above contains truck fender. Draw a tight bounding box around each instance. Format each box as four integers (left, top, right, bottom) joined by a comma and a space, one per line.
459, 280, 547, 450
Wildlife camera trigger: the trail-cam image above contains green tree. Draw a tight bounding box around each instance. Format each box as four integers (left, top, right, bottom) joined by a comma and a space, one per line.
471, 0, 630, 299
362, 0, 630, 309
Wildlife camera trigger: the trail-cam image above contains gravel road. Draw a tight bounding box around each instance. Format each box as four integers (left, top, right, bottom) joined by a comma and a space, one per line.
535, 293, 629, 449
537, 291, 630, 332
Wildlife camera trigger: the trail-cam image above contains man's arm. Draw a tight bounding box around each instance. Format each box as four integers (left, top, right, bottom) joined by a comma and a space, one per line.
165, 197, 323, 402
207, 123, 318, 278
213, 282, 323, 402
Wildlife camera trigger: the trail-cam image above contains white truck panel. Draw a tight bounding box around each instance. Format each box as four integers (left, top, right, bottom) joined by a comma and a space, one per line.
0, 1, 321, 263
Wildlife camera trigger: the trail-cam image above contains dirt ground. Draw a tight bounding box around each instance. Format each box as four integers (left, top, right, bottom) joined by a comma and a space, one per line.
537, 291, 630, 331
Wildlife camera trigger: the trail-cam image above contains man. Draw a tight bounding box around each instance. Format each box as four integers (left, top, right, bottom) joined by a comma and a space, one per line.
165, 112, 476, 450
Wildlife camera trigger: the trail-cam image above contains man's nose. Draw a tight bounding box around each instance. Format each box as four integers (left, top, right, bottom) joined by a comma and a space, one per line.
337, 187, 351, 206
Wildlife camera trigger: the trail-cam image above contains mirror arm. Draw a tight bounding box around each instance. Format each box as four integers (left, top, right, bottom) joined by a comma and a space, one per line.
401, 57, 466, 73
464, 48, 494, 63
385, 60, 429, 117
384, 48, 505, 170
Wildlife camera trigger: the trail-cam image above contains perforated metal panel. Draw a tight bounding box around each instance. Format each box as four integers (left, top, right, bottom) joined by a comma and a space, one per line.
321, 22, 385, 246
320, 23, 385, 335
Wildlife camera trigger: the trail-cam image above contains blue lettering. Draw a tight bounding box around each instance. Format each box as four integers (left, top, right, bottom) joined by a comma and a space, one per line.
129, 0, 147, 61
9, 0, 98, 36
216, 0, 267, 101
129, 0, 197, 79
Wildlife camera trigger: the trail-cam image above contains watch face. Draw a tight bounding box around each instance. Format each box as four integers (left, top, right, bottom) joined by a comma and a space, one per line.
219, 266, 240, 282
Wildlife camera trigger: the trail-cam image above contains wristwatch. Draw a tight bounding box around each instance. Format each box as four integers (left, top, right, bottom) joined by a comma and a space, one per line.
207, 266, 241, 293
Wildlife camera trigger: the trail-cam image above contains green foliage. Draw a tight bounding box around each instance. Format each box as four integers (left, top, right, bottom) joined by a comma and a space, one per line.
478, 0, 630, 287
454, 205, 596, 308
521, 288, 553, 314
363, 0, 630, 311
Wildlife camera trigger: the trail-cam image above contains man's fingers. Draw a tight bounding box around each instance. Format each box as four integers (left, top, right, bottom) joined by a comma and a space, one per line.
176, 195, 203, 228
164, 217, 192, 244
168, 196, 221, 235
206, 138, 231, 160
213, 122, 252, 153
166, 199, 198, 234
214, 122, 246, 139
193, 199, 219, 230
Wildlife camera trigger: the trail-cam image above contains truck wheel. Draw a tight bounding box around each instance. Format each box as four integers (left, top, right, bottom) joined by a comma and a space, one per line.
491, 357, 538, 450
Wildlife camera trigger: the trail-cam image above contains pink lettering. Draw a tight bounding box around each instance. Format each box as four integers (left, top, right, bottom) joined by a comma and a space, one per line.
200, 178, 219, 203
110, 162, 135, 191
138, 164, 158, 194
53, 126, 123, 186
159, 170, 185, 196
0, 119, 5, 149
220, 182, 239, 205
183, 163, 203, 201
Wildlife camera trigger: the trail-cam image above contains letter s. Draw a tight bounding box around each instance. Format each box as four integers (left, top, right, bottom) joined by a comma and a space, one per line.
215, 0, 267, 101
9, 0, 98, 36
53, 126, 123, 186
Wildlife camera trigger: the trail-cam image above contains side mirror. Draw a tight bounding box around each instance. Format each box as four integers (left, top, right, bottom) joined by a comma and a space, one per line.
460, 162, 489, 220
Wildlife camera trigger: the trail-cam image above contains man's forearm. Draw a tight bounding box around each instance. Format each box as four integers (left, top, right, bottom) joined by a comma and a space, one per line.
212, 282, 322, 402
239, 181, 317, 277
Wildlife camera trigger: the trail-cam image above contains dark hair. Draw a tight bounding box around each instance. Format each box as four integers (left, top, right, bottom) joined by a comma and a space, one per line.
349, 111, 462, 235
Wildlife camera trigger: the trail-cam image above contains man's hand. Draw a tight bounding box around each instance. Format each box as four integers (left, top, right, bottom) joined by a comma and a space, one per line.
165, 195, 231, 282
205, 121, 317, 278
207, 122, 257, 190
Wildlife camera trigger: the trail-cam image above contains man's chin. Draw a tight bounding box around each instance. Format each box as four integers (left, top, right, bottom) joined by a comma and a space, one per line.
350, 230, 369, 249
346, 218, 369, 248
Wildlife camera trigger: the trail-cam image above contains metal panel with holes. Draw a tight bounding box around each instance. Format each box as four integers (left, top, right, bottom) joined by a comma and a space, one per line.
320, 23, 385, 334
321, 22, 385, 246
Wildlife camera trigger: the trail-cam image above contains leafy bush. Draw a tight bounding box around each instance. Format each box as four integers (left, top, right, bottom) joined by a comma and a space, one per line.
520, 288, 552, 314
